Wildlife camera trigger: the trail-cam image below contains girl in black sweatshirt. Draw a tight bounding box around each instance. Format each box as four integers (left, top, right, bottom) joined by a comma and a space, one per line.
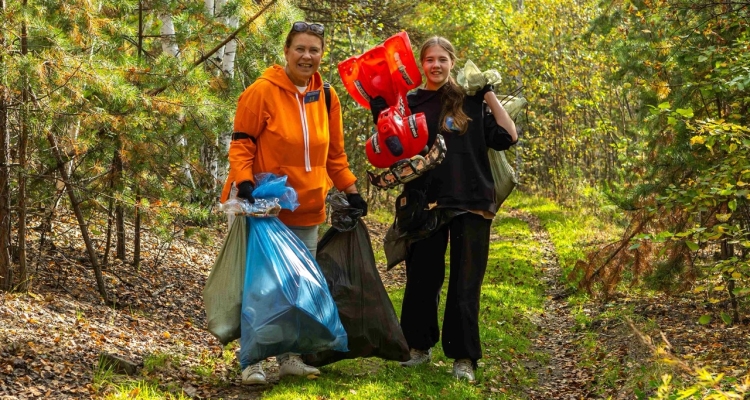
374, 36, 518, 381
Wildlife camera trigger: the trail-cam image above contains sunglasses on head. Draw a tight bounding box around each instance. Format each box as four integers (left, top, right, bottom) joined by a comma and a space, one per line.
291, 21, 324, 36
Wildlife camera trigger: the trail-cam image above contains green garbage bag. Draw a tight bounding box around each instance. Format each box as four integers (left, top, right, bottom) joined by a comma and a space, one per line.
489, 95, 526, 207
488, 149, 518, 207
457, 59, 502, 95
501, 95, 528, 119
203, 216, 247, 344
457, 59, 526, 208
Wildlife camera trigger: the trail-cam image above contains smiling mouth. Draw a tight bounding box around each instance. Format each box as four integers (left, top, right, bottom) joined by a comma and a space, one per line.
298, 63, 313, 68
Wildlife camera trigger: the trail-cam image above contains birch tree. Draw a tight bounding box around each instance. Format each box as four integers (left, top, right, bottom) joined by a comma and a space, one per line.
218, 0, 240, 78
159, 12, 180, 58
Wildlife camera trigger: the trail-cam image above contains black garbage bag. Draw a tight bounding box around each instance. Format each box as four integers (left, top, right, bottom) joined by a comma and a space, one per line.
303, 194, 410, 366
384, 208, 468, 270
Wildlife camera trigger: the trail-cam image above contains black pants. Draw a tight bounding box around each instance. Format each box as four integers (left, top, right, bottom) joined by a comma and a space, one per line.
400, 212, 492, 365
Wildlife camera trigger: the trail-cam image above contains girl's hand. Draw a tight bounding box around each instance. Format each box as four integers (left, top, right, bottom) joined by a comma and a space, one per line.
484, 91, 518, 143
478, 84, 494, 99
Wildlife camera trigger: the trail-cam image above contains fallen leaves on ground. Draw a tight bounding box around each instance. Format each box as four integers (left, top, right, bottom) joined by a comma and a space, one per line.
512, 209, 750, 399
0, 215, 406, 400
1, 210, 746, 400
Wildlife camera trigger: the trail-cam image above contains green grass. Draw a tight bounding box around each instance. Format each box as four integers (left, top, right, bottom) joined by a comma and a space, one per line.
92, 353, 190, 400
92, 357, 117, 392
504, 190, 620, 280
143, 352, 177, 373
366, 206, 395, 226
97, 190, 566, 399
263, 212, 546, 399
102, 381, 191, 400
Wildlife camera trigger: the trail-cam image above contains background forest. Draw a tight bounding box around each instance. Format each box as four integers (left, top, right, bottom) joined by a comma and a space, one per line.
1, 0, 749, 398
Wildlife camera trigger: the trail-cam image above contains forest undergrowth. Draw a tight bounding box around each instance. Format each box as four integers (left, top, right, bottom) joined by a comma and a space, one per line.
0, 190, 748, 399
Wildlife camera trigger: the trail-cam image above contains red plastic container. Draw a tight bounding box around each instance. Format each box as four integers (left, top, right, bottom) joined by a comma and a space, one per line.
338, 32, 422, 111
365, 106, 429, 169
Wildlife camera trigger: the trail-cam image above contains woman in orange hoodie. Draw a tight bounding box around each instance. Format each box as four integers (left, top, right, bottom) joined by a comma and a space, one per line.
222, 21, 367, 385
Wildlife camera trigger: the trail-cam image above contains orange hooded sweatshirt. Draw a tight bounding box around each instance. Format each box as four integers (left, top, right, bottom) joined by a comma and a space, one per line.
221, 65, 357, 227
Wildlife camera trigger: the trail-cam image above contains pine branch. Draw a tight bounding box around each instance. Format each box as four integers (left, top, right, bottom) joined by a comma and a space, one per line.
148, 0, 278, 96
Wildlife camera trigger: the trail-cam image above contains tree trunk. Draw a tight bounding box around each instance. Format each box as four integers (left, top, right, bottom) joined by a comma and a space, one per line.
213, 0, 227, 62
17, 2, 29, 291
38, 190, 64, 266
46, 131, 109, 301
0, 4, 11, 290
218, 0, 239, 78
200, 137, 220, 195
159, 12, 180, 57
134, 190, 141, 270
103, 144, 119, 266
221, 28, 238, 77
116, 205, 126, 260
178, 135, 195, 189
158, 14, 196, 190
720, 238, 740, 324
38, 121, 79, 269
103, 195, 114, 267
204, 0, 215, 15
112, 147, 126, 260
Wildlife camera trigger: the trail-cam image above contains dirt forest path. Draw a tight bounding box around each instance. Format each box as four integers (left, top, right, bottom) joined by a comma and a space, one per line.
0, 212, 602, 400
188, 211, 601, 399
508, 209, 597, 399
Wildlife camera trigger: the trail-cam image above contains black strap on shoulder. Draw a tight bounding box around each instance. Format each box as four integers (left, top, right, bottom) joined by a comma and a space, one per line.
232, 132, 256, 143
323, 82, 331, 117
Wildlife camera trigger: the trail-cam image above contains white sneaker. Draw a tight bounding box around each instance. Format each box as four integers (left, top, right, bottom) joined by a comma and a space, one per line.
400, 348, 432, 367
278, 354, 320, 377
452, 358, 475, 381
241, 362, 266, 385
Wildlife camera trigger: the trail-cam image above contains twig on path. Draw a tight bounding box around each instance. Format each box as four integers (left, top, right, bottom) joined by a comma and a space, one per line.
151, 284, 175, 297
102, 266, 153, 286
105, 269, 136, 288
624, 317, 692, 373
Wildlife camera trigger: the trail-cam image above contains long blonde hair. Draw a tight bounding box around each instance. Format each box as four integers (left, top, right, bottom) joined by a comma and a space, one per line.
419, 36, 470, 135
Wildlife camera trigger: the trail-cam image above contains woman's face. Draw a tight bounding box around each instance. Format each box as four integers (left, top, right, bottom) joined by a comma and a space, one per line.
284, 33, 323, 87
421, 45, 454, 90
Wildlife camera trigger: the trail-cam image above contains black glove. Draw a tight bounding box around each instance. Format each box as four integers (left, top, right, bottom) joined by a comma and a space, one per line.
369, 96, 388, 124
477, 84, 494, 98
237, 181, 255, 204
346, 193, 368, 217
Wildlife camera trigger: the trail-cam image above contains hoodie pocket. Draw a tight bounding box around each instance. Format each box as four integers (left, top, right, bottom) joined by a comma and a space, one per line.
280, 165, 328, 216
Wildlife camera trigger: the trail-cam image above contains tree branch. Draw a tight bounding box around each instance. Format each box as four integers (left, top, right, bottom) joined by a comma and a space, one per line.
148, 0, 278, 96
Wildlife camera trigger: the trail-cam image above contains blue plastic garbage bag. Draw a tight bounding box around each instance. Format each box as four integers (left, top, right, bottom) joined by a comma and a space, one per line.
250, 173, 299, 211
239, 174, 348, 367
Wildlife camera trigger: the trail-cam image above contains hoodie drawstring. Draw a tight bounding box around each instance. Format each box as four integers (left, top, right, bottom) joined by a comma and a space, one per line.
295, 94, 312, 172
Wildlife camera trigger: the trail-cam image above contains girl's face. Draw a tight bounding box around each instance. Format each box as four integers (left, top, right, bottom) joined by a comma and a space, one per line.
284, 33, 323, 87
421, 45, 454, 90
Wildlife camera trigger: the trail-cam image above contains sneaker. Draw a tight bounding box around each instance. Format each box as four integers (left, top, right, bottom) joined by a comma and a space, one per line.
278, 354, 320, 377
241, 362, 266, 385
400, 348, 432, 367
452, 358, 475, 381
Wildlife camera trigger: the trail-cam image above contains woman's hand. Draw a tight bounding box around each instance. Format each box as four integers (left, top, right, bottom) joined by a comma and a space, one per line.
346, 193, 368, 217
237, 181, 255, 204
343, 184, 368, 216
